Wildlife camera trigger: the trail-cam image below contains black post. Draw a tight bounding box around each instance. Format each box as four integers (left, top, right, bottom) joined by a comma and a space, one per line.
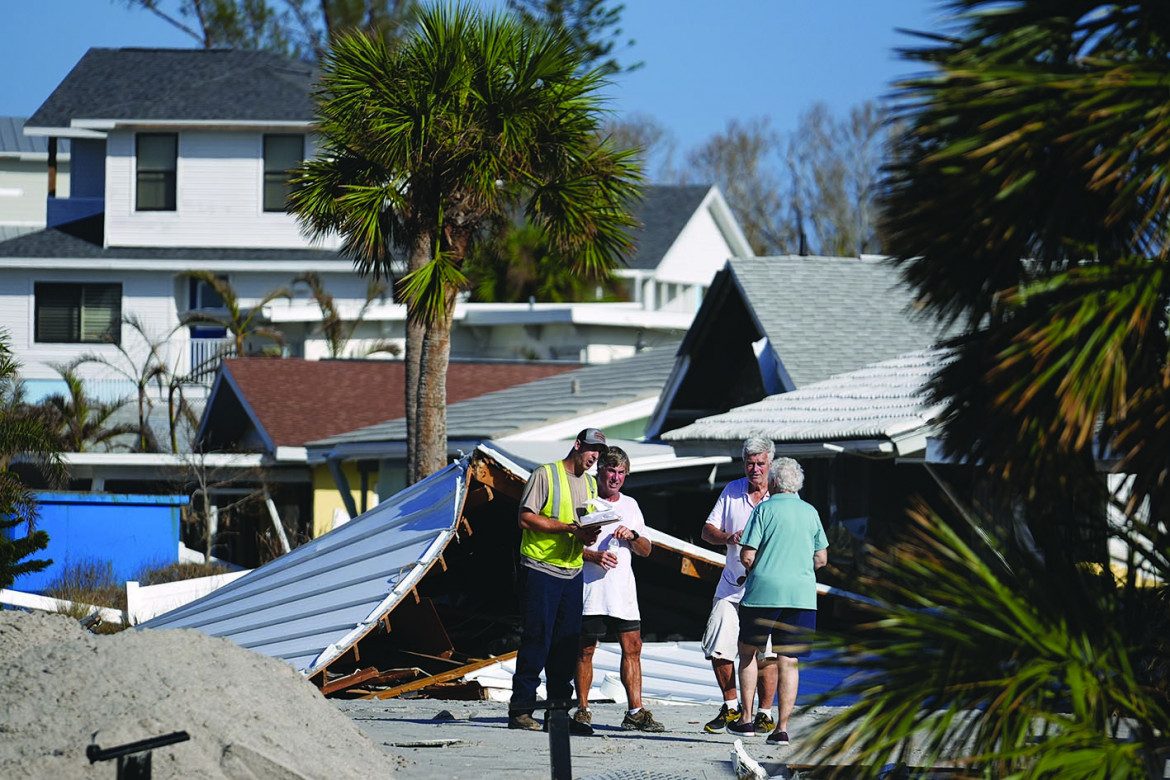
87, 731, 190, 780
115, 753, 151, 780
539, 698, 573, 780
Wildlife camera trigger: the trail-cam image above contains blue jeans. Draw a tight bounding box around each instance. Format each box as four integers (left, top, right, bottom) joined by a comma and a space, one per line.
510, 566, 583, 715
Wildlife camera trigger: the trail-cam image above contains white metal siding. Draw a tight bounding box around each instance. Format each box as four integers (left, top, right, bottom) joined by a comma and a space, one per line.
653, 204, 734, 287
105, 129, 339, 250
1, 267, 183, 383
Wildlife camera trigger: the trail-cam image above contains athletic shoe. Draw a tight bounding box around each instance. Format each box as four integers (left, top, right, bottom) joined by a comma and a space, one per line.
621, 708, 666, 732
753, 711, 775, 732
703, 703, 741, 734
573, 708, 593, 726
543, 712, 594, 736
508, 712, 541, 731
766, 729, 790, 746
727, 719, 757, 736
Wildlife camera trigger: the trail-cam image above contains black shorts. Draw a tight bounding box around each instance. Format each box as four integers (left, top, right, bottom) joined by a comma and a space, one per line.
581, 614, 640, 640
738, 606, 816, 658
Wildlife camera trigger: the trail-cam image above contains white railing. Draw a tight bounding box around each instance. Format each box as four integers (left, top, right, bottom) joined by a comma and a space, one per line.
188, 337, 236, 385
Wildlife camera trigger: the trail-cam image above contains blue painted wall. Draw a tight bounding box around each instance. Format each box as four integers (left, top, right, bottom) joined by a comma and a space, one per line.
11, 492, 188, 593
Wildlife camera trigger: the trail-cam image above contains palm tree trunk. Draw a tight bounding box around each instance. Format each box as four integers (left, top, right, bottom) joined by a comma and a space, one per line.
414, 292, 456, 481
404, 231, 431, 484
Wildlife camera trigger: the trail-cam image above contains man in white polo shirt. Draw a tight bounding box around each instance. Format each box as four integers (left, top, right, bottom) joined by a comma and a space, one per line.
699, 437, 779, 734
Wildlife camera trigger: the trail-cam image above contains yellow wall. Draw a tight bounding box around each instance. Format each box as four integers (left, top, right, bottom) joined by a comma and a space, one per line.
311, 463, 375, 538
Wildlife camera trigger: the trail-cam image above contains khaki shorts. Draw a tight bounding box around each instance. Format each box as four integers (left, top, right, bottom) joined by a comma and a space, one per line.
701, 597, 775, 661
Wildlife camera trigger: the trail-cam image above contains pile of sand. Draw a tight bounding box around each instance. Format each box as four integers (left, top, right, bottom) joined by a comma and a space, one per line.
0, 610, 401, 779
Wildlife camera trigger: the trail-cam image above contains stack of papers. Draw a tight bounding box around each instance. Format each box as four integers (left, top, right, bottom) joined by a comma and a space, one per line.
579, 496, 622, 527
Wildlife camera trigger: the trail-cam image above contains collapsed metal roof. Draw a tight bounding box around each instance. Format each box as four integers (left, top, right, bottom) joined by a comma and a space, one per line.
142, 456, 470, 677
142, 443, 865, 697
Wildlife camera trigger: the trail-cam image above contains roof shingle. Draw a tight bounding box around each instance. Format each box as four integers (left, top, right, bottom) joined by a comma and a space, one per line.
27, 48, 316, 129
217, 357, 581, 448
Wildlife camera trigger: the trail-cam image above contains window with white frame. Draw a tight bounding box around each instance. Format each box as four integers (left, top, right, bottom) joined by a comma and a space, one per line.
34, 282, 122, 344
263, 134, 304, 212
136, 133, 177, 211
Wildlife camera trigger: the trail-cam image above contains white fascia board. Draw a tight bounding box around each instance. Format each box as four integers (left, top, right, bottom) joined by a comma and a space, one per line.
460, 303, 692, 329
0, 257, 356, 272
274, 446, 308, 463
499, 396, 660, 441
0, 152, 71, 162
704, 186, 754, 259
22, 125, 107, 140
72, 119, 314, 132
62, 452, 266, 468
264, 300, 411, 323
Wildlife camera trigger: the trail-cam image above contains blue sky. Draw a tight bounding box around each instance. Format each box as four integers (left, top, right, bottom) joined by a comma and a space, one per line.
2, 1, 943, 154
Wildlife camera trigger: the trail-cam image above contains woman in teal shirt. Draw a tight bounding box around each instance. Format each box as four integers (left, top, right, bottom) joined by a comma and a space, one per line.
726, 457, 827, 746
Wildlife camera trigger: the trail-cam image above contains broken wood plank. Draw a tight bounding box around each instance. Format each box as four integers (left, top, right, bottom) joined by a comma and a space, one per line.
321, 666, 380, 696
363, 651, 518, 700
463, 485, 494, 511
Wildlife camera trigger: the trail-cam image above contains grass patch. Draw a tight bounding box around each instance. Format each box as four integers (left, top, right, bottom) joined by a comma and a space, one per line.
41, 557, 235, 633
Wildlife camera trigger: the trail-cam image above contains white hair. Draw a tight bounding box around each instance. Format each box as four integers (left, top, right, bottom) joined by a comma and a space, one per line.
742, 437, 775, 461
770, 457, 804, 494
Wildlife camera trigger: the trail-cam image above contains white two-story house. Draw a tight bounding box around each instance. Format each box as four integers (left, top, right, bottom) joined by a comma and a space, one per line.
0, 47, 753, 408
0, 48, 367, 403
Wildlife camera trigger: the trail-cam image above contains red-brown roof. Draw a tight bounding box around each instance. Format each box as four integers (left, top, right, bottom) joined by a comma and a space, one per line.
220, 357, 579, 447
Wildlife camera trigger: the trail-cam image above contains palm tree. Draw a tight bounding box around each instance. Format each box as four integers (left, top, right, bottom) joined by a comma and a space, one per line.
810, 2, 1170, 776
80, 314, 171, 453
38, 360, 138, 452
289, 4, 641, 483
292, 272, 393, 358
464, 220, 628, 304
0, 329, 66, 589
180, 271, 291, 357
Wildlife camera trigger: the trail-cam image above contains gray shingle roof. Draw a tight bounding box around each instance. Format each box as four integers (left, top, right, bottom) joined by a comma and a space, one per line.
0, 116, 69, 155
733, 255, 950, 388
662, 348, 953, 449
312, 345, 680, 447
27, 48, 316, 129
626, 185, 713, 271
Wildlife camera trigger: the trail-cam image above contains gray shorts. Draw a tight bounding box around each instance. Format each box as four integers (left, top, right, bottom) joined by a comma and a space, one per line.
701, 597, 775, 661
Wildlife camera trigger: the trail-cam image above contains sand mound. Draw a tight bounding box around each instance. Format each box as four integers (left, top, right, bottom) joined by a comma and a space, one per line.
0, 610, 399, 779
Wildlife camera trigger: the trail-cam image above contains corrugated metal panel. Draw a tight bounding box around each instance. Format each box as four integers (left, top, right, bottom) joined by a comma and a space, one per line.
663, 348, 953, 445
468, 641, 858, 707
142, 457, 469, 676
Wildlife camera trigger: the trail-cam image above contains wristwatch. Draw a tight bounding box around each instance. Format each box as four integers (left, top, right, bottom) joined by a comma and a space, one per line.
630, 530, 640, 540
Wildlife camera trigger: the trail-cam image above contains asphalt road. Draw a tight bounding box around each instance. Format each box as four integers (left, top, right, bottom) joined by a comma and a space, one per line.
334, 697, 856, 780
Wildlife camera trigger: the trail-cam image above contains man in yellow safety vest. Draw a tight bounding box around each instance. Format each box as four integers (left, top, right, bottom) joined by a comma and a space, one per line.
508, 428, 607, 734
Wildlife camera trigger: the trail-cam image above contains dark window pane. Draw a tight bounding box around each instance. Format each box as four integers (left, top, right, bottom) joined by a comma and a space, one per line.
34, 283, 121, 344
263, 134, 304, 212
136, 133, 177, 211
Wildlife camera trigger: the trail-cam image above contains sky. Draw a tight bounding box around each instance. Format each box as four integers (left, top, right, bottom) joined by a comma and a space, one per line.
2, 1, 945, 155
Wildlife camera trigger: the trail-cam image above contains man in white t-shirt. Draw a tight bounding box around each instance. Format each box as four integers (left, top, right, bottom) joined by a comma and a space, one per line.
698, 437, 779, 734
573, 446, 665, 732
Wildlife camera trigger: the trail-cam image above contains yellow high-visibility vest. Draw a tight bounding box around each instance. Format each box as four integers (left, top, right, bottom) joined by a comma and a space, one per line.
520, 460, 597, 568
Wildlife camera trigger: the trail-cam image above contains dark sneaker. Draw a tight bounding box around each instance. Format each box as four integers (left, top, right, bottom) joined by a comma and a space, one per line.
766, 729, 790, 746
727, 719, 757, 736
573, 708, 592, 727
543, 712, 594, 736
508, 712, 541, 731
621, 708, 666, 733
753, 711, 775, 732
703, 703, 741, 734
